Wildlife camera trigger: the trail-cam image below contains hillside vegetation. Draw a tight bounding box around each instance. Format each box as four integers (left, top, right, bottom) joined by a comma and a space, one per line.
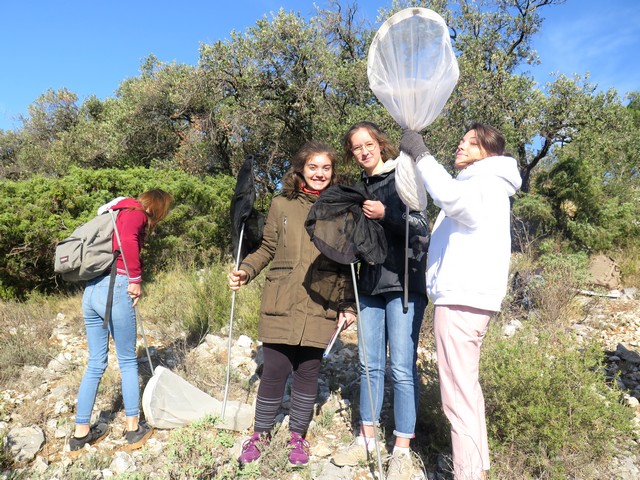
1, 1, 640, 478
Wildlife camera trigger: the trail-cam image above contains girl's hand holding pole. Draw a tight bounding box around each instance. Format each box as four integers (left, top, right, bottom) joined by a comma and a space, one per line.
323, 311, 355, 358
340, 310, 356, 329
227, 270, 248, 291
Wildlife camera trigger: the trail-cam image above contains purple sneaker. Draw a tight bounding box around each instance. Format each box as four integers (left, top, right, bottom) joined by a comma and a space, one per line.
238, 432, 271, 465
288, 431, 310, 465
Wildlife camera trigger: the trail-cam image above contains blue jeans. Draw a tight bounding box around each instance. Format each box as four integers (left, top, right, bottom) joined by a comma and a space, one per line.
75, 274, 139, 424
358, 291, 426, 438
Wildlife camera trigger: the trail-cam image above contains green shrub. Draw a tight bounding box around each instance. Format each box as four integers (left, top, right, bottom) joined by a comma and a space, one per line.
415, 343, 452, 459
511, 192, 557, 253
482, 323, 635, 479
533, 154, 640, 252
613, 241, 640, 287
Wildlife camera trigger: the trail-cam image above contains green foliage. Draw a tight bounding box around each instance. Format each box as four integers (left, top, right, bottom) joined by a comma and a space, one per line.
185, 264, 235, 344
0, 435, 9, 473
482, 324, 634, 479
628, 91, 640, 127
415, 351, 452, 457
163, 415, 251, 479
198, 7, 384, 192
0, 167, 235, 299
534, 150, 639, 251
614, 242, 640, 288
511, 192, 557, 253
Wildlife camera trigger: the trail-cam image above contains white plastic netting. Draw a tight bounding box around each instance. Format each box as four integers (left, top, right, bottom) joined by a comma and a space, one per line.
142, 366, 252, 430
367, 8, 459, 210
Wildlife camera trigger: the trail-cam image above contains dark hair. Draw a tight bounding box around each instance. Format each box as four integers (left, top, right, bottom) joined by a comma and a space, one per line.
281, 140, 337, 199
467, 123, 506, 157
342, 121, 398, 163
137, 189, 174, 232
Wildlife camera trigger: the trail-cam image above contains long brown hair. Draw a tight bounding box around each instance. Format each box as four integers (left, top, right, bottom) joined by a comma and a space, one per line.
467, 123, 506, 157
342, 121, 398, 163
281, 140, 338, 199
137, 189, 174, 232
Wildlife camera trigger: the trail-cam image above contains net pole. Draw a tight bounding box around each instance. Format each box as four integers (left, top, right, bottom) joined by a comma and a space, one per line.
352, 262, 385, 480
222, 221, 245, 420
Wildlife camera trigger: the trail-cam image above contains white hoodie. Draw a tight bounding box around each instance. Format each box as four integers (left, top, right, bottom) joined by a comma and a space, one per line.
417, 154, 522, 312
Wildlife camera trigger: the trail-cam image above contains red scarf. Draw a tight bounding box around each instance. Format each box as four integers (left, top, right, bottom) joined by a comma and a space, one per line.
301, 185, 321, 196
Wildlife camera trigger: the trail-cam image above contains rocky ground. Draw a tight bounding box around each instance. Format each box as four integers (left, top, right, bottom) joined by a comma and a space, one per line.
1, 289, 639, 479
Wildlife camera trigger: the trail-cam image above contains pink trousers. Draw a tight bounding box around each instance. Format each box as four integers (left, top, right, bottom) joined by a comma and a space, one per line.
434, 305, 492, 480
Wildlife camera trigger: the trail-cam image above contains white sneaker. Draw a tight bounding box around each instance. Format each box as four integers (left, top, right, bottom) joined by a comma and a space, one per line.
385, 450, 425, 480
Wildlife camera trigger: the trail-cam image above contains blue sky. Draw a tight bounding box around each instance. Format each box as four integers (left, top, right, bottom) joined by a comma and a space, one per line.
0, 0, 638, 131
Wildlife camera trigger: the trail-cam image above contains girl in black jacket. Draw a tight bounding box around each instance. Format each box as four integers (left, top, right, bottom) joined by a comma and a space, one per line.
332, 122, 429, 478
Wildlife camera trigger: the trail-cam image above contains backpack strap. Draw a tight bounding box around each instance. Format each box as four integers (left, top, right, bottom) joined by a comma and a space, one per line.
102, 250, 121, 329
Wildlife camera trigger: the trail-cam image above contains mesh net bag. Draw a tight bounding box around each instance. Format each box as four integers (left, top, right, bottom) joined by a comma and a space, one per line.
142, 366, 252, 430
367, 8, 459, 211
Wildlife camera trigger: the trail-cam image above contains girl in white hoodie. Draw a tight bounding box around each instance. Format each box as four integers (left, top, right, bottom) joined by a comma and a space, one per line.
400, 124, 522, 480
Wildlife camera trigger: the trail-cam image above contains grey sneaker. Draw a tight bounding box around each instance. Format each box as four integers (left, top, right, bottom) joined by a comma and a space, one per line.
331, 437, 386, 466
386, 451, 425, 480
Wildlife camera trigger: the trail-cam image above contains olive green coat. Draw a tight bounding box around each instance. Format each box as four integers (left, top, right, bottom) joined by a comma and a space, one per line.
240, 192, 355, 348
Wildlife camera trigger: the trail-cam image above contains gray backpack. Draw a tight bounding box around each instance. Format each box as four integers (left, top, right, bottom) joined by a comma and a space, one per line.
54, 210, 120, 282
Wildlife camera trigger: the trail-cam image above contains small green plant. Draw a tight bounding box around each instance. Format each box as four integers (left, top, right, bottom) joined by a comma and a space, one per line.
255, 431, 298, 478
317, 406, 335, 429
415, 377, 450, 459
0, 435, 10, 472
164, 415, 246, 479
614, 241, 640, 287
65, 454, 112, 479
187, 263, 234, 343
235, 461, 261, 478
112, 473, 146, 480
509, 249, 589, 326
482, 322, 635, 479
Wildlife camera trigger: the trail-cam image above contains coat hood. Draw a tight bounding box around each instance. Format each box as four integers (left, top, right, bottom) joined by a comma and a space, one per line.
457, 155, 522, 196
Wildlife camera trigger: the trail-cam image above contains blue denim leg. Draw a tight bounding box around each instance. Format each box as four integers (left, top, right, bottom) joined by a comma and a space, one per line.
357, 294, 387, 427
385, 292, 426, 438
75, 274, 139, 425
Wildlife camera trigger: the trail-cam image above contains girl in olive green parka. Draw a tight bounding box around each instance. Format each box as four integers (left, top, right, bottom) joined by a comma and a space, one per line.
228, 141, 356, 466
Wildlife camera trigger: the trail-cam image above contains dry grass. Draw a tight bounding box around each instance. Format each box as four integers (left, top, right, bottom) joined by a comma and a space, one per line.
0, 296, 59, 389
613, 242, 640, 288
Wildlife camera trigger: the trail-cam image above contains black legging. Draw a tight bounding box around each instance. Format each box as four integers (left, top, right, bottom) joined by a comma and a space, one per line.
254, 343, 323, 435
